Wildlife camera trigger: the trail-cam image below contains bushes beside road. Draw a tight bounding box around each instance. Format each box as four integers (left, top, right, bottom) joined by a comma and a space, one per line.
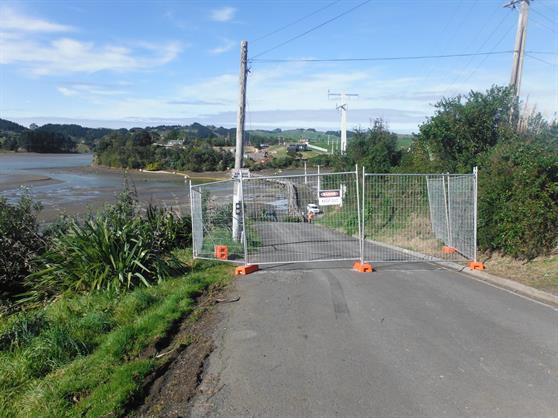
1, 185, 191, 307
319, 86, 557, 262
478, 139, 558, 259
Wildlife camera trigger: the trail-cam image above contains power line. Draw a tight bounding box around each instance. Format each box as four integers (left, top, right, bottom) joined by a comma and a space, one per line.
421, 0, 488, 86
250, 0, 372, 60
437, 8, 512, 89
530, 14, 558, 34
531, 7, 557, 26
250, 50, 515, 63
251, 0, 341, 43
527, 53, 558, 67
443, 20, 516, 97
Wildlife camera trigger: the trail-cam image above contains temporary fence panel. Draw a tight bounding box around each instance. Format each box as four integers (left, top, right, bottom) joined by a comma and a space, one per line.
241, 171, 362, 265
190, 186, 203, 257
447, 174, 476, 260
426, 176, 450, 246
362, 172, 476, 263
190, 169, 477, 267
190, 179, 246, 264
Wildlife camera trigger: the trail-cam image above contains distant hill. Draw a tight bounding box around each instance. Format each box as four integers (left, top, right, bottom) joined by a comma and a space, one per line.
36, 124, 115, 146
0, 118, 28, 133
146, 123, 235, 140
0, 118, 414, 151
0, 119, 77, 153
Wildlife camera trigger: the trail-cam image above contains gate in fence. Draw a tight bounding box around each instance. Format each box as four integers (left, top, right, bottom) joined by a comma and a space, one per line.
190, 167, 483, 273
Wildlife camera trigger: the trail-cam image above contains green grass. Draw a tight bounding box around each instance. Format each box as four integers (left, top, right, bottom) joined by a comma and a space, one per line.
201, 224, 262, 261
316, 207, 360, 237
0, 250, 233, 417
201, 227, 245, 259
249, 129, 331, 141
305, 134, 413, 153
396, 134, 413, 150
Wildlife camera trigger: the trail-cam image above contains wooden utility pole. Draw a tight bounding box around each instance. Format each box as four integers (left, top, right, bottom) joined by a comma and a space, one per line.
235, 40, 248, 170
232, 40, 248, 242
505, 0, 531, 98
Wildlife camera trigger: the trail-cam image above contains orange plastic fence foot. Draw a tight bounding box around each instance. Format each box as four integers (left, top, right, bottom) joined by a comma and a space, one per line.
214, 245, 229, 260
442, 246, 457, 254
468, 261, 485, 270
353, 261, 373, 273
235, 265, 259, 275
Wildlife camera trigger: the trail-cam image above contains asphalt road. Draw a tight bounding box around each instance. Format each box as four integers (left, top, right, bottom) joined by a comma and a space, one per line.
246, 220, 467, 265
190, 227, 558, 417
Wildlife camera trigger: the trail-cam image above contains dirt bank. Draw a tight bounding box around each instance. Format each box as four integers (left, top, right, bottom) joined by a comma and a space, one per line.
128, 284, 237, 418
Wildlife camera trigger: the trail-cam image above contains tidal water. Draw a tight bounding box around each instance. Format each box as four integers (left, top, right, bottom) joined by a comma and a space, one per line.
0, 153, 192, 221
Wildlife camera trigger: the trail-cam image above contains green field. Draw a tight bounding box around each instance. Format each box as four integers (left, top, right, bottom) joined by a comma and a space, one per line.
249, 129, 414, 155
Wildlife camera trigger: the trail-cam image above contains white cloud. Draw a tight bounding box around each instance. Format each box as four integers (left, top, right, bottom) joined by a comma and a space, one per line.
0, 36, 183, 75
57, 83, 128, 97
0, 6, 73, 32
0, 7, 183, 76
57, 86, 78, 96
209, 39, 236, 55
210, 6, 236, 22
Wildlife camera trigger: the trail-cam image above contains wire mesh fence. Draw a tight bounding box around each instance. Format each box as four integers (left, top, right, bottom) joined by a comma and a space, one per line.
447, 173, 476, 260
190, 168, 478, 267
362, 172, 476, 263
241, 171, 361, 264
190, 179, 246, 264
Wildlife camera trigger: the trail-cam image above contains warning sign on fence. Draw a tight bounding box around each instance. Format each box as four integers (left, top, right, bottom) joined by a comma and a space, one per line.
318, 189, 342, 206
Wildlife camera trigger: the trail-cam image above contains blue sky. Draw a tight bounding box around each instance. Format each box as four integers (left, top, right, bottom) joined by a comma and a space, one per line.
1, 0, 557, 133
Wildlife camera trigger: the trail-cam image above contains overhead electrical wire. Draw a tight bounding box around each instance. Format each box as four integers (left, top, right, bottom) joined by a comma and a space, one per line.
527, 53, 558, 68
251, 0, 342, 42
530, 14, 558, 34
250, 0, 372, 60
250, 50, 515, 63
420, 0, 482, 85
436, 8, 512, 88
530, 7, 557, 26
441, 20, 516, 97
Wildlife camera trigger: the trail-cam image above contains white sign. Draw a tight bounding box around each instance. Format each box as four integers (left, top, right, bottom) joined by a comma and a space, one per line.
231, 168, 250, 179
318, 189, 342, 206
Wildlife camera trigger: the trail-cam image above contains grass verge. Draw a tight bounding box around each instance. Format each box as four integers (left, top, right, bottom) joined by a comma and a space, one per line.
480, 252, 558, 295
0, 250, 233, 417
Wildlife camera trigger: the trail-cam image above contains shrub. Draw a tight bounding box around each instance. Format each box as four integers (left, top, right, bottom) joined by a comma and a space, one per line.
0, 192, 45, 303
26, 187, 192, 299
478, 139, 558, 259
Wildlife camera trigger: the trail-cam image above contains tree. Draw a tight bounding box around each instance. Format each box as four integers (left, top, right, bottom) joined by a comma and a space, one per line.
345, 118, 402, 172
20, 130, 76, 153
411, 85, 517, 172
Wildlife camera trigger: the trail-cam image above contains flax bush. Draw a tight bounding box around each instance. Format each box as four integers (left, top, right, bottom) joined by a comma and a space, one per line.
25, 187, 191, 300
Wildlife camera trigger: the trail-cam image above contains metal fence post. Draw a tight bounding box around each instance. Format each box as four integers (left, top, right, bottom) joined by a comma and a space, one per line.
448, 174, 454, 249
189, 179, 195, 257
240, 176, 249, 265
354, 164, 363, 263
361, 166, 366, 262
473, 166, 478, 262
443, 174, 451, 248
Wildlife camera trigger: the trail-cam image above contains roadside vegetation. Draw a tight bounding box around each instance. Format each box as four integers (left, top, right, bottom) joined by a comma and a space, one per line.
0, 185, 234, 416
318, 86, 558, 288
